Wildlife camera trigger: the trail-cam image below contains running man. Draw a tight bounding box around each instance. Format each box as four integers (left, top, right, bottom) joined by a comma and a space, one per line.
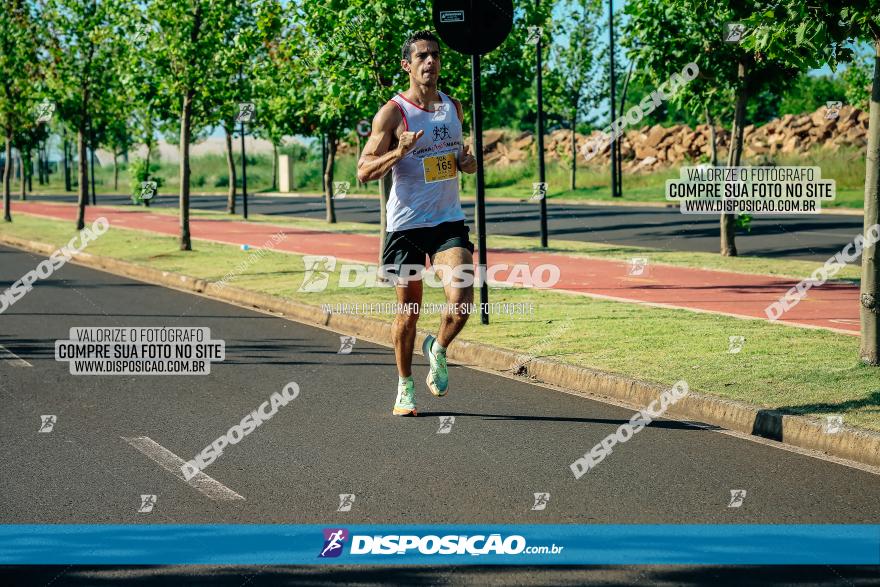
357, 30, 478, 417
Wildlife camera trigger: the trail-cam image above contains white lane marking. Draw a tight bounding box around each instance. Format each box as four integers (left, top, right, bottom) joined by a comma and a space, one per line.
121, 436, 245, 501
0, 345, 31, 367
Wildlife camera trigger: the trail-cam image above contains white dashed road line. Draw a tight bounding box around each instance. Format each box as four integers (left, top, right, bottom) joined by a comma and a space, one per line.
0, 345, 32, 367
122, 436, 245, 501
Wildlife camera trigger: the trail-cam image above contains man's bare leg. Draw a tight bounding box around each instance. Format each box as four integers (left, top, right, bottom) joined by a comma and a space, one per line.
391, 276, 422, 416
421, 247, 473, 397
433, 246, 474, 347
392, 278, 423, 377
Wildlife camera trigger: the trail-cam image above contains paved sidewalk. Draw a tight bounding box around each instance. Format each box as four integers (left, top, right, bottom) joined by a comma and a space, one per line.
9, 200, 860, 335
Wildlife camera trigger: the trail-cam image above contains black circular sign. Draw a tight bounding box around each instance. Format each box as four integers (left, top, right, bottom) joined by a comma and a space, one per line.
432, 0, 514, 56
356, 119, 371, 137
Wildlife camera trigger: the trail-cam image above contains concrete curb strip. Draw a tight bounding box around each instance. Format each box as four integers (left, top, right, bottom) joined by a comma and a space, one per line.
2, 233, 878, 469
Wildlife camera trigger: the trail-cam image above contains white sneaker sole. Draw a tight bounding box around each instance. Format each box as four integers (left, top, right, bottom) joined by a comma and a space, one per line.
422, 335, 447, 397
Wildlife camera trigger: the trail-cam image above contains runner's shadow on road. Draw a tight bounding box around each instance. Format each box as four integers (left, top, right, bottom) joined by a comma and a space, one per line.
417, 411, 711, 430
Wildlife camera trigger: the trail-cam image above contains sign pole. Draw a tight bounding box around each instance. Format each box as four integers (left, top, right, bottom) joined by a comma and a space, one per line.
536, 0, 548, 247
433, 0, 512, 326
608, 0, 619, 198
471, 53, 489, 325
240, 119, 248, 220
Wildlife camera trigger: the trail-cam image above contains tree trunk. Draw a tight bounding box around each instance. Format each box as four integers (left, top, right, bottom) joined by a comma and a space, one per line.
26, 149, 32, 193
77, 128, 87, 230
721, 61, 747, 257
356, 135, 363, 189
179, 92, 193, 250
705, 106, 718, 167
570, 114, 576, 191
19, 149, 26, 201
859, 40, 880, 365
3, 132, 12, 221
224, 124, 236, 214
37, 145, 44, 185
143, 141, 152, 208
324, 134, 337, 223
63, 135, 71, 191
113, 152, 118, 190
89, 143, 96, 205
321, 134, 327, 193
271, 143, 278, 191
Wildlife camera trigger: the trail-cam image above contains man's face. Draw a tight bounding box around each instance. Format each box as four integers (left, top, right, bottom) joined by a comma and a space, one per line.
403, 40, 440, 84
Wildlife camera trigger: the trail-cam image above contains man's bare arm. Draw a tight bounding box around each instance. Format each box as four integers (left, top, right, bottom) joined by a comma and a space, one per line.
357, 103, 423, 183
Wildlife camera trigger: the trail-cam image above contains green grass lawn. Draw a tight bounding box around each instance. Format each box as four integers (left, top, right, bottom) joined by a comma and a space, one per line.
77, 204, 864, 281
2, 213, 877, 432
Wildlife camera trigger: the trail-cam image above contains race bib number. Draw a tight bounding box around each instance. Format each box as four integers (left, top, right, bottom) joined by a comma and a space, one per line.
423, 152, 457, 183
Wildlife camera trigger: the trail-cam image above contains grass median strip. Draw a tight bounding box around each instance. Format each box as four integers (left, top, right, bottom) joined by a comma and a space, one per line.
2, 213, 877, 432
55, 202, 862, 281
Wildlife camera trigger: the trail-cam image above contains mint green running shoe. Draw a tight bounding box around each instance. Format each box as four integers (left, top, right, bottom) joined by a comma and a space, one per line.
422, 334, 448, 397
393, 377, 418, 416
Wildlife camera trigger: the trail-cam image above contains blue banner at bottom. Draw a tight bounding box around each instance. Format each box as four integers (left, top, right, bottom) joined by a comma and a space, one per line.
0, 525, 877, 565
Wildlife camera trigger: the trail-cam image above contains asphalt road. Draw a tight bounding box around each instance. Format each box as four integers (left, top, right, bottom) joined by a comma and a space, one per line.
1, 244, 878, 584
32, 193, 865, 262
2, 564, 878, 586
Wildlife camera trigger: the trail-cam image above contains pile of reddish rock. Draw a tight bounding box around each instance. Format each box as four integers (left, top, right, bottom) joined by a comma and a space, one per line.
455, 105, 870, 173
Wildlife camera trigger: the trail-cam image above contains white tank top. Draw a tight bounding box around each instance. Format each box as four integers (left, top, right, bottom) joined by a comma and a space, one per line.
386, 91, 466, 232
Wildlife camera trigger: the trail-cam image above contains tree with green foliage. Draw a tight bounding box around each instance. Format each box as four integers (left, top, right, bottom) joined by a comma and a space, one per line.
14, 122, 50, 201
777, 73, 847, 117
743, 0, 880, 363
256, 0, 293, 193
42, 0, 125, 229
623, 0, 798, 256
292, 0, 432, 224
545, 0, 603, 190
120, 7, 174, 208
842, 53, 874, 111
0, 0, 41, 221
148, 0, 241, 250
202, 0, 272, 214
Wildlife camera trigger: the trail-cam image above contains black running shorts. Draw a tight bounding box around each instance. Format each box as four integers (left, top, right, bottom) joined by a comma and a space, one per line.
381, 220, 475, 275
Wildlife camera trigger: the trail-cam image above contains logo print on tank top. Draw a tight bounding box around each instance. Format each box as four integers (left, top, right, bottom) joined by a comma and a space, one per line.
432, 125, 451, 143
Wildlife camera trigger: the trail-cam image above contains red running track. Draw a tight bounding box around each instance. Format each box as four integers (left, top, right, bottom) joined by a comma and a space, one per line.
8, 201, 860, 335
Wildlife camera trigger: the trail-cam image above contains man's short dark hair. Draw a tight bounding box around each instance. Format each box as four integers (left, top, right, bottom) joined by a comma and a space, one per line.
402, 30, 440, 62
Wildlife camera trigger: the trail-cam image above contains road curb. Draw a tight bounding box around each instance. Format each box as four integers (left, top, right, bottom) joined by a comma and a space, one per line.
2, 233, 878, 469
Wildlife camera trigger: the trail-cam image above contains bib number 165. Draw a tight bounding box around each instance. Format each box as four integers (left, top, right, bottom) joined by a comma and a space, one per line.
423, 152, 457, 183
